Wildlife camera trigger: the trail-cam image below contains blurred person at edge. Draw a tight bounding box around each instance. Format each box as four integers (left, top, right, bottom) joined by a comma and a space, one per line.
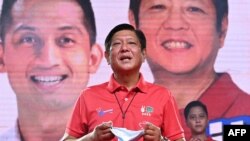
62, 23, 185, 141
129, 0, 250, 139
0, 0, 102, 140
184, 101, 214, 141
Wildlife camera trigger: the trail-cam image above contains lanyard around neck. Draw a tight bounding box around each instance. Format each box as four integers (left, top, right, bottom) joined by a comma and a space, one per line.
113, 90, 137, 126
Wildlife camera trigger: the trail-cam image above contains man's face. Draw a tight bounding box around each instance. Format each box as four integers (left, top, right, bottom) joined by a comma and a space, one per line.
105, 30, 145, 74
186, 106, 208, 134
131, 0, 227, 74
0, 0, 102, 110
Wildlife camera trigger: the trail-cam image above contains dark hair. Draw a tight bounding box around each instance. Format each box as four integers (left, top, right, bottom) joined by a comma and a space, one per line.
184, 100, 208, 120
0, 0, 96, 45
104, 23, 146, 52
129, 0, 228, 32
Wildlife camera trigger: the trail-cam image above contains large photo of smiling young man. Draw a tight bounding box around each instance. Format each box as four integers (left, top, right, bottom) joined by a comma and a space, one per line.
129, 0, 250, 140
0, 0, 103, 140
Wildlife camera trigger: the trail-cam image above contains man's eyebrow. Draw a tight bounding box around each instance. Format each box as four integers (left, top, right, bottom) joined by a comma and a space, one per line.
13, 25, 36, 34
58, 26, 83, 35
184, 0, 205, 4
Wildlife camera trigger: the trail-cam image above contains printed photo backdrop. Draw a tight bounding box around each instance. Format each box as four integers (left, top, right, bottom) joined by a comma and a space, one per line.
0, 0, 249, 140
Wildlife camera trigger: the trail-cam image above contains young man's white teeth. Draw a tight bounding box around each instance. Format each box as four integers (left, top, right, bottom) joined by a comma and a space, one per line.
164, 41, 189, 49
34, 76, 62, 82
181, 42, 185, 48
176, 42, 181, 47
171, 42, 176, 48
40, 81, 60, 86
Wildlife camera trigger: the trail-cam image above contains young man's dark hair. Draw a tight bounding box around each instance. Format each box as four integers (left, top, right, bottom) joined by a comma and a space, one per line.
129, 0, 228, 32
184, 100, 208, 120
0, 0, 96, 45
104, 23, 146, 52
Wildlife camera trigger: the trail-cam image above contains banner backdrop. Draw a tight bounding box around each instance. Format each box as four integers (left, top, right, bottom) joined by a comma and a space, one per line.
0, 0, 249, 140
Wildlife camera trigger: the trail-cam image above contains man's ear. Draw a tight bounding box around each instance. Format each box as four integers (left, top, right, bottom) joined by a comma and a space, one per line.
104, 51, 110, 65
88, 43, 103, 73
219, 16, 228, 48
0, 42, 6, 72
142, 49, 146, 63
128, 10, 136, 28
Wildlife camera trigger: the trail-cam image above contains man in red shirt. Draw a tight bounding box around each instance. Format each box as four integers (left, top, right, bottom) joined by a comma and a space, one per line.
62, 24, 185, 141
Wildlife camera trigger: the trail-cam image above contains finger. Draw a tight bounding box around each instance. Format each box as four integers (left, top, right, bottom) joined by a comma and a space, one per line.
144, 125, 160, 134
103, 121, 113, 127
143, 134, 159, 141
144, 128, 154, 135
94, 128, 113, 141
144, 128, 161, 141
97, 123, 111, 130
144, 122, 153, 129
100, 132, 115, 140
95, 127, 112, 136
144, 122, 159, 131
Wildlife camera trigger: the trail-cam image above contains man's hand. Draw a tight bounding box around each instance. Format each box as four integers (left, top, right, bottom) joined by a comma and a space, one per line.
143, 122, 162, 141
91, 121, 115, 141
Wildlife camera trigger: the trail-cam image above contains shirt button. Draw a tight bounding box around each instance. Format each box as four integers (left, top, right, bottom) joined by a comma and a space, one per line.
124, 98, 128, 101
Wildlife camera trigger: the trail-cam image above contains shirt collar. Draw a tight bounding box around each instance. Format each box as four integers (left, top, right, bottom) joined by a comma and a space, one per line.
199, 73, 239, 117
107, 73, 147, 93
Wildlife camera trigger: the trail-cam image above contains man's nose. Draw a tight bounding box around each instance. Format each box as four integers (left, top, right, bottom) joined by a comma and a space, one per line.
34, 41, 63, 67
162, 9, 189, 30
120, 43, 130, 52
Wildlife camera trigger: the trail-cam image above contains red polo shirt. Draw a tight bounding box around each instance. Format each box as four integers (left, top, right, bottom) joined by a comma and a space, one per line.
66, 73, 184, 140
